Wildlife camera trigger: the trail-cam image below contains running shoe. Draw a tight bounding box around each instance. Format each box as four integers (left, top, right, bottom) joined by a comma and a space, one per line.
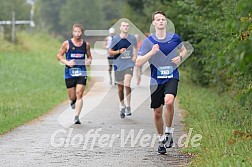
157, 139, 167, 154
125, 107, 132, 116
74, 116, 81, 124
120, 107, 125, 118
165, 133, 174, 148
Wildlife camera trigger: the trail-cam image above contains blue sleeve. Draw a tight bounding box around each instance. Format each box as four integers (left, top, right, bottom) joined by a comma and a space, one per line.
175, 34, 182, 49
138, 38, 152, 56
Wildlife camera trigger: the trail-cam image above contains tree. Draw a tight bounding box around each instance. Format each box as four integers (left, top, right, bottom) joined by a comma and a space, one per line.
0, 0, 30, 20
36, 0, 66, 34
59, 0, 105, 34
0, 0, 32, 41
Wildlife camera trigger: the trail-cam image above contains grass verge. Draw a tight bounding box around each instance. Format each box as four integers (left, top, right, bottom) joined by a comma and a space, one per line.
178, 71, 252, 166
0, 31, 67, 134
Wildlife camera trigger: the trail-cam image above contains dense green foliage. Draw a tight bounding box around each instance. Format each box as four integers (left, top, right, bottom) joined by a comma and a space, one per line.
0, 0, 31, 20
0, 0, 32, 41
35, 0, 123, 34
123, 0, 252, 107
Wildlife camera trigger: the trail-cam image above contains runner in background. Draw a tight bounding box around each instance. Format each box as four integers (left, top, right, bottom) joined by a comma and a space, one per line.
104, 28, 116, 85
109, 21, 137, 118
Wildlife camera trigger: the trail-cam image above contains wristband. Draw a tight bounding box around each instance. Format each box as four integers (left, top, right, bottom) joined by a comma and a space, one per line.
179, 55, 182, 61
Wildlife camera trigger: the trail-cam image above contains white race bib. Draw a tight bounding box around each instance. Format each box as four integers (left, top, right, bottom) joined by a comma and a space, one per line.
157, 66, 173, 79
69, 68, 82, 77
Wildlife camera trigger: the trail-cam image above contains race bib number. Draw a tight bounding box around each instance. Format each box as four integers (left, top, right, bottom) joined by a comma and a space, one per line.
69, 68, 82, 77
157, 66, 173, 79
121, 50, 131, 59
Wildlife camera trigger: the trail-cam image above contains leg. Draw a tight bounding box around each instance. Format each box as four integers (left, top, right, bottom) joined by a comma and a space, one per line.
117, 81, 125, 106
150, 84, 167, 154
115, 70, 125, 107
109, 65, 112, 84
150, 84, 165, 135
75, 84, 85, 117
108, 58, 114, 85
124, 73, 133, 116
72, 76, 87, 124
164, 94, 175, 128
154, 105, 167, 154
67, 87, 76, 101
163, 79, 178, 130
153, 105, 164, 135
124, 73, 133, 107
108, 64, 113, 84
65, 78, 77, 109
117, 81, 126, 118
163, 94, 175, 148
163, 79, 178, 148
135, 66, 141, 85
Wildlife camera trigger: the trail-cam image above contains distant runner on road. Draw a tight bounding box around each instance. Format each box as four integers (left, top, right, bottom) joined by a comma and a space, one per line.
57, 23, 92, 124
103, 27, 116, 85
109, 21, 138, 118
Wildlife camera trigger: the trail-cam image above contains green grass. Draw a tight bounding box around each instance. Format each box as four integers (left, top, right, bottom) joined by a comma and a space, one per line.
178, 71, 252, 166
0, 31, 67, 134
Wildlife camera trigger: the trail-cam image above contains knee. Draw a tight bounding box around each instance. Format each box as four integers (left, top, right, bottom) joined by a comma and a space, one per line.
118, 85, 124, 92
125, 83, 131, 90
124, 79, 131, 88
165, 98, 174, 108
154, 110, 162, 119
76, 90, 84, 99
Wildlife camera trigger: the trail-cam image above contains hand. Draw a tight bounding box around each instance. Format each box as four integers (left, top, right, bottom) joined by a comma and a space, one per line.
67, 59, 76, 67
151, 44, 159, 55
171, 56, 182, 65
85, 58, 92, 66
119, 48, 127, 54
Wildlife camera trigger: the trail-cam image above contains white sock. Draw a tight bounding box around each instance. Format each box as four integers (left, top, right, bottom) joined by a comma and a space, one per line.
165, 127, 173, 134
120, 104, 125, 109
158, 134, 166, 142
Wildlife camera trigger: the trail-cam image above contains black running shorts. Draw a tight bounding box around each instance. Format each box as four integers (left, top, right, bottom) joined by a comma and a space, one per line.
65, 76, 87, 89
150, 79, 179, 109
